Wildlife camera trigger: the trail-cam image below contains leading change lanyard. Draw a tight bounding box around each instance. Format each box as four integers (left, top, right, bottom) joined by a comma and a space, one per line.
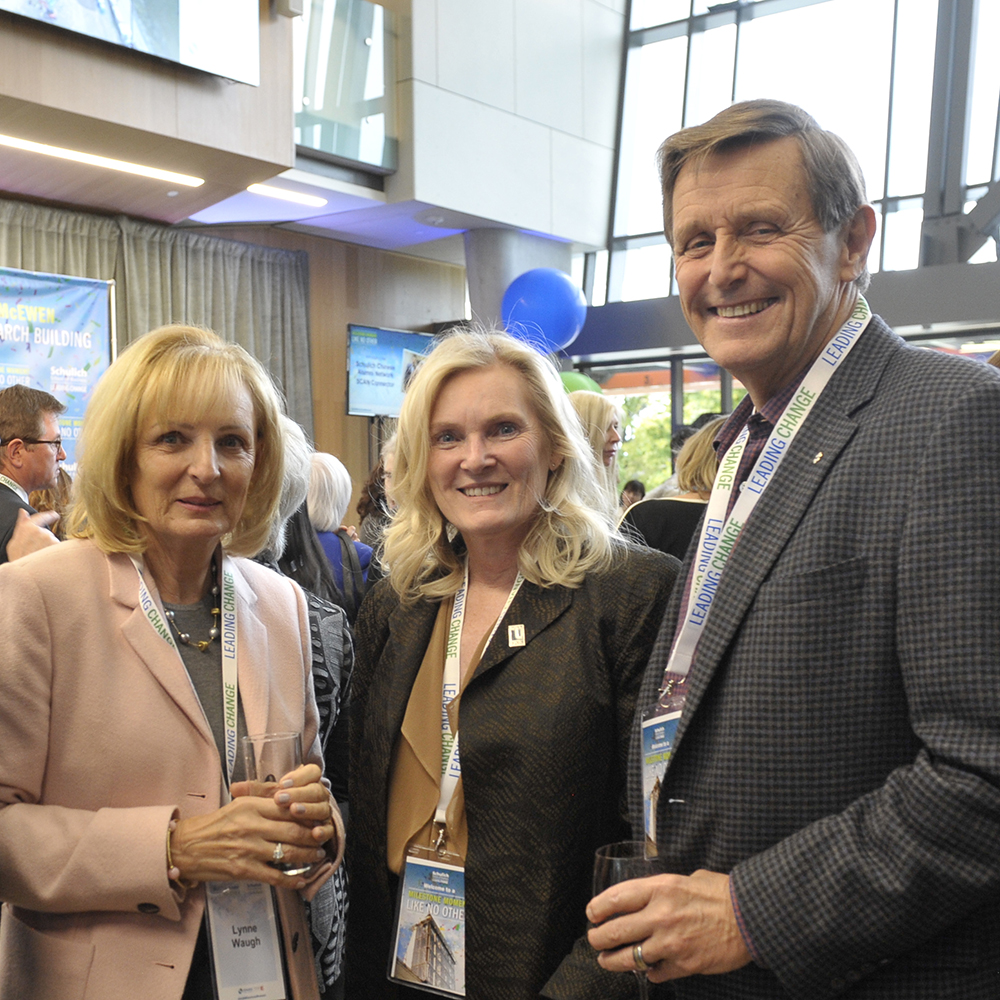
640, 297, 872, 852
132, 554, 288, 1000
389, 562, 524, 999
0, 473, 29, 503
435, 560, 524, 848
132, 554, 239, 790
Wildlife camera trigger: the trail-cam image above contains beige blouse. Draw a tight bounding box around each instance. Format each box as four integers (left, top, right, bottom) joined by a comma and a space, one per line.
386, 598, 494, 874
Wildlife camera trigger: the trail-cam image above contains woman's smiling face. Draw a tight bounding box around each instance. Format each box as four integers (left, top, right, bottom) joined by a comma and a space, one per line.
427, 364, 556, 550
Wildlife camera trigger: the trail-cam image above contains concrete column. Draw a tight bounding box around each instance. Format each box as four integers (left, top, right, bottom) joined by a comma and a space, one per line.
463, 228, 572, 328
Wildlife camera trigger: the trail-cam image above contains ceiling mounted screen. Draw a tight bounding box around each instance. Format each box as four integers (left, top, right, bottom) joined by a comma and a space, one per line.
1, 0, 260, 86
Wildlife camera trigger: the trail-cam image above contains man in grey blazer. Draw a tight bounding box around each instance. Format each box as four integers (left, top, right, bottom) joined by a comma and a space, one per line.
587, 99, 1000, 998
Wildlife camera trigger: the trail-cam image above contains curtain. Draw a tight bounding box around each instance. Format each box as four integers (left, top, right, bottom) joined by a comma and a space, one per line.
0, 199, 122, 285
0, 198, 313, 438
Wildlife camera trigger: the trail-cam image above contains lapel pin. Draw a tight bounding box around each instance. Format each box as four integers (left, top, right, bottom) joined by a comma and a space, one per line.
508, 624, 525, 647
812, 451, 824, 464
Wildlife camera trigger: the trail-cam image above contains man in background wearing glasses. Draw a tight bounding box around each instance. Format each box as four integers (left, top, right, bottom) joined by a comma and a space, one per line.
0, 385, 65, 564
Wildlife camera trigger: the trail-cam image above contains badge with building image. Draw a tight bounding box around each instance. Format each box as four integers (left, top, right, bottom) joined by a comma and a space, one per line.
390, 849, 466, 997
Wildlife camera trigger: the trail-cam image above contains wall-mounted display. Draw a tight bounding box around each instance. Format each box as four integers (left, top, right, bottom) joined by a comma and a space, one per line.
347, 324, 433, 418
0, 0, 259, 86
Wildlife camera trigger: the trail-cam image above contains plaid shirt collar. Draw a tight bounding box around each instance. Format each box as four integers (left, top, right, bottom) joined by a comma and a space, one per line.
714, 370, 810, 459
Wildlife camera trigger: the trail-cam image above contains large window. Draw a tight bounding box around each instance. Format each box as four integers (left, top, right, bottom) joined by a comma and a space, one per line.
294, 0, 397, 173
607, 0, 1000, 303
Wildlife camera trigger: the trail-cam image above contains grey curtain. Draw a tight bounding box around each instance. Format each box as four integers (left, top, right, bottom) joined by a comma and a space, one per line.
0, 198, 313, 437
0, 199, 122, 283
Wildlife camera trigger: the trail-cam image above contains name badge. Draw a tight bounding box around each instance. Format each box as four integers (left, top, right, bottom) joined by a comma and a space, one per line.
389, 846, 466, 996
640, 705, 681, 856
204, 880, 287, 1000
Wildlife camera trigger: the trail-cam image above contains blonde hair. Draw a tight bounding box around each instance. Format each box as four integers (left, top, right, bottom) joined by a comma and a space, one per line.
67, 325, 285, 557
568, 389, 621, 512
384, 328, 620, 602
676, 415, 726, 493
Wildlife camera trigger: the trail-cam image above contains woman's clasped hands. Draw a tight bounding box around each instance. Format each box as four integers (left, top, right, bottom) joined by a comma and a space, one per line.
169, 763, 337, 892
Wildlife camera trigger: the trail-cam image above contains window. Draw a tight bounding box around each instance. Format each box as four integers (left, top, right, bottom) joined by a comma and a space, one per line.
606, 0, 997, 303
294, 0, 398, 173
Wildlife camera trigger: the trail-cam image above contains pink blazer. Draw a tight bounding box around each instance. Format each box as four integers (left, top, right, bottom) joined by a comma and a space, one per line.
0, 539, 330, 1000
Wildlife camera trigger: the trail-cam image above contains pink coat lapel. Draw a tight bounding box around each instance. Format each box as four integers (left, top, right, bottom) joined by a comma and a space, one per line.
110, 552, 217, 752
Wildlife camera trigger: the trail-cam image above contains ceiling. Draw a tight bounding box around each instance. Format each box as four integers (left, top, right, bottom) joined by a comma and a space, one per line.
0, 107, 518, 268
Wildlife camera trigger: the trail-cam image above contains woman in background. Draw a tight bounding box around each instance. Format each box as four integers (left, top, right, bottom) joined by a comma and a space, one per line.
259, 416, 353, 995
28, 466, 73, 540
309, 451, 372, 621
621, 414, 726, 560
347, 329, 678, 1000
569, 389, 622, 516
357, 434, 396, 585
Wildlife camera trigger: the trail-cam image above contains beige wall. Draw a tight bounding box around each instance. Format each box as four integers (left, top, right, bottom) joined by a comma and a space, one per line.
210, 226, 466, 517
391, 0, 625, 248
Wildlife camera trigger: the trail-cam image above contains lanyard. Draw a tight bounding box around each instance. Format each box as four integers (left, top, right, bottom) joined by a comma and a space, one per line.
436, 561, 523, 832
663, 296, 872, 688
132, 554, 240, 791
0, 474, 29, 503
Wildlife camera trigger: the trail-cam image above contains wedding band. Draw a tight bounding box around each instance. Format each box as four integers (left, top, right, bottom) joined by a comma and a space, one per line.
272, 842, 285, 863
633, 942, 651, 972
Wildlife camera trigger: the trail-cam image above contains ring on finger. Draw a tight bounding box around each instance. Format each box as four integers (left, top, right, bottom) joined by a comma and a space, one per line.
633, 942, 651, 972
272, 842, 285, 863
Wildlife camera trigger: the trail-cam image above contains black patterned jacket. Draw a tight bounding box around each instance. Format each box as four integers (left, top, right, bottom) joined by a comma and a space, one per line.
347, 544, 678, 1000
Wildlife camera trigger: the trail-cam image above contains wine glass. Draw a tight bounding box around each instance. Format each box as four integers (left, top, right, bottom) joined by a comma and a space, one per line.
593, 840, 658, 999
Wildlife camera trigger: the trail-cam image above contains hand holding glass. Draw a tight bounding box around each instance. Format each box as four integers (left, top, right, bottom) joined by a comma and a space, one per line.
242, 731, 317, 877
592, 840, 658, 1000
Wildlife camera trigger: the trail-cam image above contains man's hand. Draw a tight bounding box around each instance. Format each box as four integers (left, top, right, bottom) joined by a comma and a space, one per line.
586, 869, 752, 982
6, 508, 60, 561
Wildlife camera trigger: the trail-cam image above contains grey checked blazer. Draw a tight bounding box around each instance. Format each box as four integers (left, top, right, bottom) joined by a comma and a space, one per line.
630, 316, 1000, 1000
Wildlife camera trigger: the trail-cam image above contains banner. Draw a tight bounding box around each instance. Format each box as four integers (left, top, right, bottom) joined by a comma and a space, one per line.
0, 265, 114, 473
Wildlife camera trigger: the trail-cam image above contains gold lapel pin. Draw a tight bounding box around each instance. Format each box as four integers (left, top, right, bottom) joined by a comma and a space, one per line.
812, 451, 824, 464
508, 624, 525, 647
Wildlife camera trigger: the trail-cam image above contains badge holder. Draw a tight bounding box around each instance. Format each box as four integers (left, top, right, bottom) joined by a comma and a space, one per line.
204, 880, 289, 1000
388, 844, 466, 997
641, 673, 687, 856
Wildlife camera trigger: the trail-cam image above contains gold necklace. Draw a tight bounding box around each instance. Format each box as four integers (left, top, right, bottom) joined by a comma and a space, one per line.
163, 562, 221, 652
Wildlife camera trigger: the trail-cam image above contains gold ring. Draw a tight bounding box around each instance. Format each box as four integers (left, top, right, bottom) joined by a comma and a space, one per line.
633, 942, 651, 972
272, 842, 285, 863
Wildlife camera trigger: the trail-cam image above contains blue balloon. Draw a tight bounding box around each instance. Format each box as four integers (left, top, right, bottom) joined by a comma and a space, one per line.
501, 268, 587, 354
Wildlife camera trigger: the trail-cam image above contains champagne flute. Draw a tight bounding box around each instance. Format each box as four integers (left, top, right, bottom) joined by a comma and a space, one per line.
593, 840, 658, 1000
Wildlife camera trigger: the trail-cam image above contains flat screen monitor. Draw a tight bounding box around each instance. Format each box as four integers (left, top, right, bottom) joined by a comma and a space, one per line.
1, 0, 260, 86
347, 324, 434, 418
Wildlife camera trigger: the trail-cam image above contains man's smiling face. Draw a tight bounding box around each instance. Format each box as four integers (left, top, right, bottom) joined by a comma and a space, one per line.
671, 136, 855, 406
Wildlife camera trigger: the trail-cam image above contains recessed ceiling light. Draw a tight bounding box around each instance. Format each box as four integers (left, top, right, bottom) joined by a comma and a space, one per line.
247, 183, 328, 208
0, 133, 204, 186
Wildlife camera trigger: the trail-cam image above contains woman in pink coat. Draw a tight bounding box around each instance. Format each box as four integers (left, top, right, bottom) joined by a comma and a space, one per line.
0, 326, 343, 1000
